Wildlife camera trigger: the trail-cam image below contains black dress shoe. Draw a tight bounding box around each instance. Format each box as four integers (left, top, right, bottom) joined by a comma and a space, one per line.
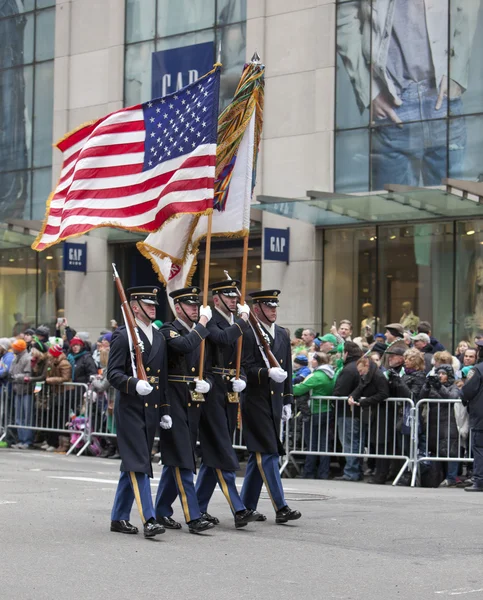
201, 511, 219, 525
367, 476, 387, 485
275, 506, 302, 524
110, 520, 138, 534
143, 518, 165, 538
157, 516, 182, 529
188, 518, 215, 534
464, 484, 483, 492
234, 509, 261, 529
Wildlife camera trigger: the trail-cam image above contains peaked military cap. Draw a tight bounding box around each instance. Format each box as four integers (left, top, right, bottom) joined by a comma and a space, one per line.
209, 279, 240, 297
249, 289, 281, 307
127, 286, 160, 305
169, 286, 202, 305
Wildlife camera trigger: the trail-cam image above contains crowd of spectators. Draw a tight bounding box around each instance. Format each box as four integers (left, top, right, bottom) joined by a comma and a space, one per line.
0, 318, 149, 458
288, 319, 482, 488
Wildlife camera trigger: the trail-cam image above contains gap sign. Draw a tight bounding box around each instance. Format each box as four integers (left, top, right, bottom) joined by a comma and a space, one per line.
264, 228, 290, 264
151, 41, 214, 98
63, 242, 87, 273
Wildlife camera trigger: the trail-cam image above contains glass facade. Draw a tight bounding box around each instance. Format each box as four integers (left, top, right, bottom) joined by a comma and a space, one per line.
335, 0, 483, 192
0, 227, 64, 337
0, 0, 55, 221
323, 219, 483, 352
124, 0, 246, 108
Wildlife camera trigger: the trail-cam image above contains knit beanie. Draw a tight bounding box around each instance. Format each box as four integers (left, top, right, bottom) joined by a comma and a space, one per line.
70, 337, 85, 347
0, 338, 10, 351
12, 339, 27, 352
294, 354, 309, 366
49, 344, 63, 357
102, 332, 113, 343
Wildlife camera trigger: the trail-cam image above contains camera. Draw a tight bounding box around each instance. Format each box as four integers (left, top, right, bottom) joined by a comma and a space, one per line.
427, 375, 440, 386
386, 368, 400, 379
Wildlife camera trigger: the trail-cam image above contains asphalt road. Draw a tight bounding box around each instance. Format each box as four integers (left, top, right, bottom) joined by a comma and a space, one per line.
1, 450, 482, 600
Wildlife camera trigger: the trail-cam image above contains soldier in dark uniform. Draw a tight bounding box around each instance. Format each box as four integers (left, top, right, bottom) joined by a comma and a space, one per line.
195, 280, 261, 528
240, 290, 302, 524
154, 287, 215, 534
107, 286, 169, 538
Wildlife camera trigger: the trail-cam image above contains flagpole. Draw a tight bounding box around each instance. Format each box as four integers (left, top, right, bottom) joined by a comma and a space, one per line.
198, 210, 213, 380
235, 234, 249, 383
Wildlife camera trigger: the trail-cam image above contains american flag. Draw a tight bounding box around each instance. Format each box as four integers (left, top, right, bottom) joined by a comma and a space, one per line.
32, 67, 220, 251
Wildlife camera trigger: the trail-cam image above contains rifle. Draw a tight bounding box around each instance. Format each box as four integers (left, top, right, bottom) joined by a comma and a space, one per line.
112, 263, 147, 381
224, 271, 280, 369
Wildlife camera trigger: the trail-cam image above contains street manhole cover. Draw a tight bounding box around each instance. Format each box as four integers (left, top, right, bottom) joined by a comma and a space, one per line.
260, 492, 330, 501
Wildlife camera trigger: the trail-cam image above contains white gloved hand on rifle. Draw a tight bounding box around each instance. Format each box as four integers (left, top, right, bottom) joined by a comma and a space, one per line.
230, 378, 246, 393
199, 305, 212, 322
194, 378, 210, 394
136, 380, 153, 396
160, 415, 172, 430
268, 367, 288, 383
237, 303, 250, 320
281, 404, 292, 422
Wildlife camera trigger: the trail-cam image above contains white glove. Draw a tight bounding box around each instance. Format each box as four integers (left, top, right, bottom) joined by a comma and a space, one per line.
230, 378, 246, 393
194, 378, 210, 394
282, 404, 292, 422
237, 303, 250, 317
199, 305, 212, 322
269, 367, 288, 383
160, 415, 172, 430
136, 380, 153, 396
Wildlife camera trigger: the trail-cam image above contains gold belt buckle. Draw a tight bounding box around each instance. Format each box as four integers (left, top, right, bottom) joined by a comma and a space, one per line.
189, 390, 205, 403
227, 392, 239, 404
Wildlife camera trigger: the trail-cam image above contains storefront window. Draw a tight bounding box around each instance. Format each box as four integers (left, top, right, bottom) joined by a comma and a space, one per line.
335, 0, 483, 192
323, 228, 377, 336
455, 220, 483, 347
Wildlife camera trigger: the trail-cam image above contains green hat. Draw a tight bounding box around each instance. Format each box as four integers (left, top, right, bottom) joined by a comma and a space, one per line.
318, 333, 337, 345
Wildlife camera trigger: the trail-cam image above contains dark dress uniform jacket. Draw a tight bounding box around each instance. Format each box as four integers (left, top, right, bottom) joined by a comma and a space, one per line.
159, 320, 211, 472
107, 325, 169, 478
200, 310, 249, 471
241, 323, 293, 455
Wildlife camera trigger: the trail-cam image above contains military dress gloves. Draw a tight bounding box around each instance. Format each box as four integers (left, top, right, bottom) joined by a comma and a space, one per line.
282, 405, 292, 422
231, 378, 246, 392
136, 380, 153, 395
160, 415, 172, 430
194, 378, 211, 394
237, 303, 250, 317
269, 367, 288, 383
199, 306, 212, 321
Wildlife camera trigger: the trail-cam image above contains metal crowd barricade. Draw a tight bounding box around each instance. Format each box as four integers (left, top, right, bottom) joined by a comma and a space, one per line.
1, 382, 89, 456
81, 383, 117, 456
280, 396, 416, 485
411, 398, 472, 487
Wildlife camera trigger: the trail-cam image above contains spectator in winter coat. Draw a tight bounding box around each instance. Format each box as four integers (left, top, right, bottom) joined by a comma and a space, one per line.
417, 321, 445, 352
419, 365, 461, 488
294, 352, 335, 479
333, 341, 363, 481
44, 344, 73, 452
0, 338, 14, 388
9, 339, 33, 449
67, 337, 98, 385
461, 362, 483, 491
349, 357, 390, 484
292, 354, 311, 384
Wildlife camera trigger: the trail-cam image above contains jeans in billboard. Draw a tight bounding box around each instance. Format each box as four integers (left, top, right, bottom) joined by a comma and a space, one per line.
15, 393, 33, 446
303, 413, 332, 479
337, 416, 365, 481
371, 80, 466, 190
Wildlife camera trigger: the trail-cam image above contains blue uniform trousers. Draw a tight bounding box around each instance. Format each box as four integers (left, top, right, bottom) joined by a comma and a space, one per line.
195, 462, 245, 514
240, 452, 286, 512
155, 465, 201, 523
111, 471, 155, 523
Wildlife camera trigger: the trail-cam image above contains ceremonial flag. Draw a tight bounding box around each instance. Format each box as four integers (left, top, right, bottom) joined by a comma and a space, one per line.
32, 67, 221, 251
138, 60, 265, 295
